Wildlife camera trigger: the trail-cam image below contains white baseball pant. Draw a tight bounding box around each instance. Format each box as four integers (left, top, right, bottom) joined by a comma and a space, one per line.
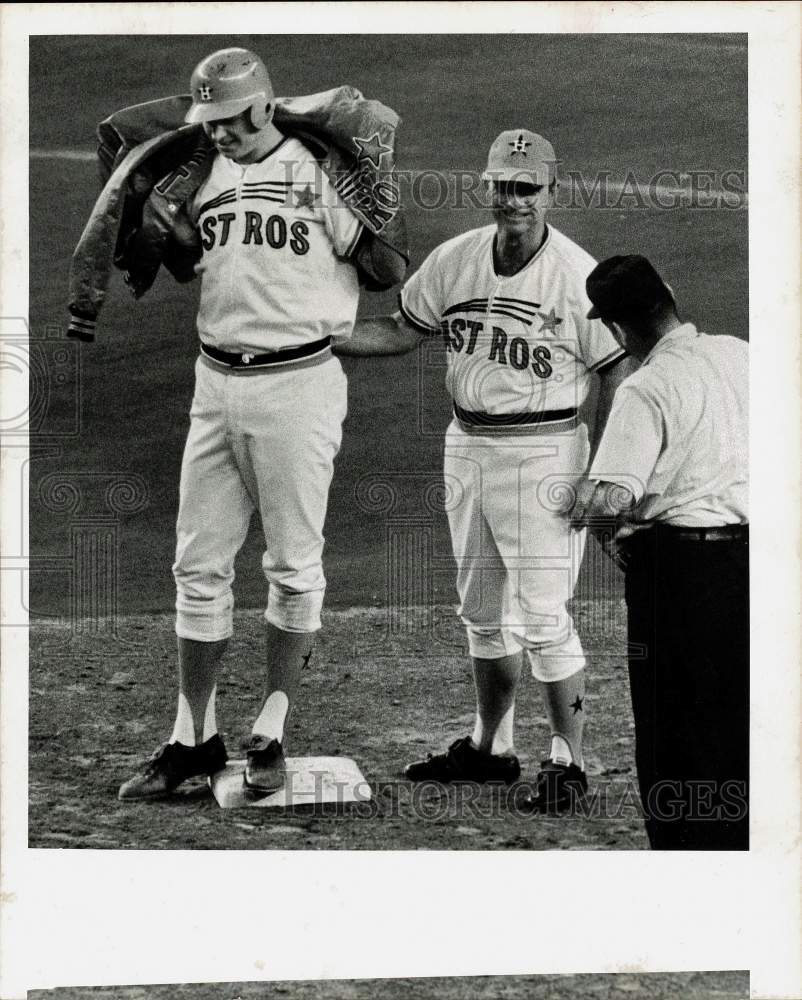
173, 353, 347, 640
443, 419, 589, 682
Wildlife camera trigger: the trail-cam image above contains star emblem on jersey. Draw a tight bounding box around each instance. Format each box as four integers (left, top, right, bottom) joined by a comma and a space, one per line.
353, 132, 392, 168
537, 308, 563, 334
509, 133, 531, 156
293, 184, 319, 209
570, 696, 584, 714
199, 85, 213, 102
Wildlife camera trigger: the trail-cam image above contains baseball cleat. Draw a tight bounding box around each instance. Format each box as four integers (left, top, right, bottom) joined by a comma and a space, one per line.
404, 736, 521, 784
520, 758, 588, 814
243, 735, 286, 796
118, 734, 228, 801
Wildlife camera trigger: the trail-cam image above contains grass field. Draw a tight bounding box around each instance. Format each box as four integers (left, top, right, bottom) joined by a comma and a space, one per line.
28, 33, 747, 614
28, 34, 748, 856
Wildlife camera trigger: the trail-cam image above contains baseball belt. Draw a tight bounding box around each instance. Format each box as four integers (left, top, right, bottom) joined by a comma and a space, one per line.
200, 336, 332, 370
655, 524, 749, 542
453, 403, 578, 432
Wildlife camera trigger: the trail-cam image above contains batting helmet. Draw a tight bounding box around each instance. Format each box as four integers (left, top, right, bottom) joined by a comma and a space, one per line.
185, 48, 274, 128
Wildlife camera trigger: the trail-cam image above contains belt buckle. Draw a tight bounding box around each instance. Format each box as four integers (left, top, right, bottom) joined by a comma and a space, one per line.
241, 353, 254, 365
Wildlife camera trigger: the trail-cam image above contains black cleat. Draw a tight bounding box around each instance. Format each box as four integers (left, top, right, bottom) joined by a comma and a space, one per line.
521, 758, 588, 814
404, 736, 521, 784
118, 734, 228, 801
243, 735, 286, 796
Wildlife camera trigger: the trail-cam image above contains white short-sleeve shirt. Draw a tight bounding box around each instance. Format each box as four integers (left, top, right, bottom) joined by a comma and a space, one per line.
589, 324, 748, 526
399, 224, 624, 415
191, 136, 363, 354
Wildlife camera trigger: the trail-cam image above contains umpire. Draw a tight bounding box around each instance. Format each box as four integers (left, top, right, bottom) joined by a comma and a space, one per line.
568, 255, 748, 850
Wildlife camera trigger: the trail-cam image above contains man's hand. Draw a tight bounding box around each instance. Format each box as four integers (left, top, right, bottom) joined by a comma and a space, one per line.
567, 477, 637, 529
565, 477, 642, 569
567, 478, 603, 530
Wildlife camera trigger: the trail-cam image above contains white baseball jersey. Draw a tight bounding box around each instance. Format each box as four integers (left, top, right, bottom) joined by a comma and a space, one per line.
400, 224, 623, 415
190, 136, 363, 354
589, 324, 748, 526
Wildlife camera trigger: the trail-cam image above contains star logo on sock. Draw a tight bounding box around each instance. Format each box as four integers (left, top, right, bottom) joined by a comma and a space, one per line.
570, 695, 584, 714
302, 651, 313, 669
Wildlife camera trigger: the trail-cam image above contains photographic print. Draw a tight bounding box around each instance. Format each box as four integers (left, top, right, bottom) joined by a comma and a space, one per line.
2, 5, 800, 1000
27, 30, 748, 852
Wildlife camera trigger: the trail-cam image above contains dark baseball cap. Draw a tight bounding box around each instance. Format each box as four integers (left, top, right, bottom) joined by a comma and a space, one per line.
586, 255, 673, 320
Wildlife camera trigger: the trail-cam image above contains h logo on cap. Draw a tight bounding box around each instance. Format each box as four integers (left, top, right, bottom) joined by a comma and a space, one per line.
509, 133, 532, 156
199, 85, 213, 102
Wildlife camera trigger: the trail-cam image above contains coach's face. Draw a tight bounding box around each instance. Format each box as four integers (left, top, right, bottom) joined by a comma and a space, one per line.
490, 180, 554, 237
204, 111, 263, 164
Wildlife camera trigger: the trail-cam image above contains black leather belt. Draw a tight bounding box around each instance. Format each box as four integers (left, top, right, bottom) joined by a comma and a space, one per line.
453, 403, 577, 427
200, 336, 331, 369
656, 524, 748, 541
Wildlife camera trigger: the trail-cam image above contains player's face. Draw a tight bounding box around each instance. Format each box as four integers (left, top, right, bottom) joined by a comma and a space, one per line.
490, 180, 553, 235
203, 111, 263, 163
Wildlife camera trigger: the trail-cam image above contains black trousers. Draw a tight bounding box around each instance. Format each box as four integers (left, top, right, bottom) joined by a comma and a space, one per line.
623, 525, 749, 850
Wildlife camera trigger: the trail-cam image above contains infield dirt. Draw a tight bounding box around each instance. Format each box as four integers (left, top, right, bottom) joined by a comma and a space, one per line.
30, 599, 647, 851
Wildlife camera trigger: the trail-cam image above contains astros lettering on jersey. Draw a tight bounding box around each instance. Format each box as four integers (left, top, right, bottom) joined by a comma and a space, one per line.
400, 223, 624, 415
191, 136, 363, 354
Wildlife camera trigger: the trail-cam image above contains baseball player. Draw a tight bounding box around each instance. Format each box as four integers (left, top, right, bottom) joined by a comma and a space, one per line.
337, 130, 636, 811
569, 255, 749, 848
119, 48, 366, 800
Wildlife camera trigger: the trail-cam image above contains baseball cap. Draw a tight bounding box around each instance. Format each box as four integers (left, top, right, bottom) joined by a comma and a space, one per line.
482, 129, 557, 186
586, 255, 674, 320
